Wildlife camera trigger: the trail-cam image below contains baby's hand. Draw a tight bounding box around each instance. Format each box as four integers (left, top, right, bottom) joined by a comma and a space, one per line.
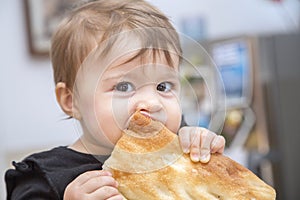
178, 126, 225, 163
64, 170, 124, 200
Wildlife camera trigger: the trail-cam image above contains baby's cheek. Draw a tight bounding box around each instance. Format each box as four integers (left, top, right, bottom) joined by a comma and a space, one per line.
166, 118, 181, 134
102, 125, 123, 143
168, 107, 182, 133
113, 130, 124, 143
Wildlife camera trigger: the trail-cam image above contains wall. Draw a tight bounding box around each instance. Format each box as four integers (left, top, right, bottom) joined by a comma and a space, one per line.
0, 0, 299, 198
0, 0, 78, 198
149, 0, 299, 38
258, 33, 300, 200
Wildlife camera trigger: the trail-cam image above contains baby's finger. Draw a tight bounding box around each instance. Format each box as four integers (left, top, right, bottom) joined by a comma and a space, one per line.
76, 170, 112, 185
189, 127, 201, 162
81, 174, 118, 193
178, 127, 191, 153
211, 135, 226, 153
199, 128, 214, 163
91, 186, 121, 200
107, 194, 126, 200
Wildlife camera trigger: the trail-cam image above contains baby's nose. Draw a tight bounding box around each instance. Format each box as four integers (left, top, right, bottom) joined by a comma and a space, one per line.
133, 88, 163, 113
136, 100, 163, 113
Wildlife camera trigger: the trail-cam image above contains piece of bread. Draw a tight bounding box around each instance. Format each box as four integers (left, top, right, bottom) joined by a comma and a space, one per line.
103, 112, 276, 200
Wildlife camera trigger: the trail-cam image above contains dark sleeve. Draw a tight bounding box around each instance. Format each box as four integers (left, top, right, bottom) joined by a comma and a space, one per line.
5, 161, 58, 200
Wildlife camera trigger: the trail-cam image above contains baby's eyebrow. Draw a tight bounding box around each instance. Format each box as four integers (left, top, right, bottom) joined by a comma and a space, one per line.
102, 73, 125, 82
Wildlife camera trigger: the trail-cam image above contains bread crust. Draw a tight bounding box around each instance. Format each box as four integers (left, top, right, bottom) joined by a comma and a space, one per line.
103, 112, 276, 200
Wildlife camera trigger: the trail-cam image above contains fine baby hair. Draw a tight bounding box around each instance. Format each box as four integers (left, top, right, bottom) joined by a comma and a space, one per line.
51, 0, 182, 91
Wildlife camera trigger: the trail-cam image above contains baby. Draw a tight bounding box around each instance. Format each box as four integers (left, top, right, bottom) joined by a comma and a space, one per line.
5, 1, 225, 199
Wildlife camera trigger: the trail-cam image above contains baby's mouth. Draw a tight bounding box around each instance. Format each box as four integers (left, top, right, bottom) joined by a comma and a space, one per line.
124, 110, 166, 130
138, 110, 163, 123
139, 109, 151, 118
136, 109, 167, 124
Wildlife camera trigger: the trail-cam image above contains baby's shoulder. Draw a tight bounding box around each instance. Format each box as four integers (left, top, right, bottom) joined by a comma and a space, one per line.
5, 146, 102, 198
20, 146, 100, 171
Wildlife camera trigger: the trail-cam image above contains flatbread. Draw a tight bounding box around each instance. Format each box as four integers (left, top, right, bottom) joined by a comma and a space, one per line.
103, 112, 276, 200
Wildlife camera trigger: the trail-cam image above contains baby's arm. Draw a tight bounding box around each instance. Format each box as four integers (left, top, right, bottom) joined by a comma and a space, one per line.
178, 127, 225, 163
64, 170, 124, 200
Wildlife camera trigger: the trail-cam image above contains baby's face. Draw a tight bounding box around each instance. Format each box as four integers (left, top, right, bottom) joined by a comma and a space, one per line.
74, 52, 182, 154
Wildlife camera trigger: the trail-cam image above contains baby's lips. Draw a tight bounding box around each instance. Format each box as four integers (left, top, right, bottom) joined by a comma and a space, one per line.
138, 109, 164, 123
139, 110, 151, 118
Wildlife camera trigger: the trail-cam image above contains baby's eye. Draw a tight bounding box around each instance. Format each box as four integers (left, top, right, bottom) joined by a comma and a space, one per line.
157, 82, 173, 92
114, 82, 135, 92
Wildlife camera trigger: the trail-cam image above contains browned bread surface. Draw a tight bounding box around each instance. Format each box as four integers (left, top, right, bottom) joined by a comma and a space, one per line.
103, 112, 276, 200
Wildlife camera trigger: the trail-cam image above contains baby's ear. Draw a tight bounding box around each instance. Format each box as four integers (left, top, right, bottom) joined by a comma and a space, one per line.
55, 82, 81, 119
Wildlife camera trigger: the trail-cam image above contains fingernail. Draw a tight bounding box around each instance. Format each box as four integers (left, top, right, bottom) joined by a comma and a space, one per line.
200, 154, 210, 163
191, 153, 200, 162
183, 148, 190, 154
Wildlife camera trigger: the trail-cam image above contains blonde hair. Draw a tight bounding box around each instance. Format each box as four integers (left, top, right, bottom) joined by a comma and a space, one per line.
51, 0, 182, 89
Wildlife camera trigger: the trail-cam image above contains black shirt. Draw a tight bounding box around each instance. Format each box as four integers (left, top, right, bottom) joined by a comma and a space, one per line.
5, 146, 110, 200
5, 117, 187, 199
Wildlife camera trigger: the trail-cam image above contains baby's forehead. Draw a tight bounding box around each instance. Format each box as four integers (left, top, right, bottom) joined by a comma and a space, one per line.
102, 62, 180, 88
108, 50, 180, 70
79, 27, 181, 75
77, 47, 180, 85
74, 50, 180, 92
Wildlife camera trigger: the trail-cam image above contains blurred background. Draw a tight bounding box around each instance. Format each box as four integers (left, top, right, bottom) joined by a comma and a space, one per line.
0, 0, 299, 199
